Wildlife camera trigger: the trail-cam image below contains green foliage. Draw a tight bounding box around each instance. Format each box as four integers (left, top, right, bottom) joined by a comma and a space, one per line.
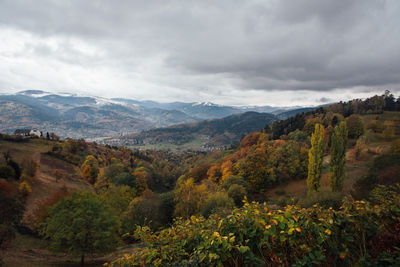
288, 129, 308, 142
42, 192, 119, 262
0, 181, 24, 250
351, 152, 400, 200
307, 124, 325, 195
109, 190, 400, 267
369, 184, 400, 204
158, 191, 176, 226
220, 176, 249, 192
0, 192, 24, 226
270, 113, 306, 139
227, 184, 247, 207
346, 114, 364, 139
201, 192, 234, 218
8, 162, 21, 180
298, 191, 343, 210
113, 172, 136, 187
329, 121, 348, 192
122, 190, 162, 232
0, 165, 16, 180
98, 185, 136, 218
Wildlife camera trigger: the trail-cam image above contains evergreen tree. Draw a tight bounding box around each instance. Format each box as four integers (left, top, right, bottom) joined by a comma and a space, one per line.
307, 124, 325, 195
329, 122, 348, 192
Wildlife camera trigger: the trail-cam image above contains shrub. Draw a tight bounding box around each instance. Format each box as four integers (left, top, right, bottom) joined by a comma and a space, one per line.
122, 190, 161, 232
201, 192, 234, 218
112, 172, 135, 187
109, 190, 400, 267
227, 184, 247, 207
298, 191, 343, 210
220, 176, 249, 192
346, 114, 364, 139
0, 165, 16, 180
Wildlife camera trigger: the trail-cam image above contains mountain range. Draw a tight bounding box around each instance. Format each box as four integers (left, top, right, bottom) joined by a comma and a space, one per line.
0, 90, 316, 142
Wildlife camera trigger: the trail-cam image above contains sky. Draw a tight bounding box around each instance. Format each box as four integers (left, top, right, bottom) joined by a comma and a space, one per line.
0, 0, 400, 107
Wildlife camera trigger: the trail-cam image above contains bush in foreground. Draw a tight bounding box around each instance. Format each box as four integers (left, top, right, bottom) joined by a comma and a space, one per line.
108, 189, 400, 266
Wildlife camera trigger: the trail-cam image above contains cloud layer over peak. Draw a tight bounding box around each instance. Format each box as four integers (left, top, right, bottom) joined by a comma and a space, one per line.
1, 0, 399, 106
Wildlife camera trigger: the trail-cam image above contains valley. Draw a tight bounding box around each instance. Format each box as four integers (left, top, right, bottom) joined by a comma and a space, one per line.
1, 93, 400, 266
0, 90, 303, 141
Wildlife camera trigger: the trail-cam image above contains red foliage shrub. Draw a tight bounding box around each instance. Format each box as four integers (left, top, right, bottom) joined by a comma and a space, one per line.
0, 180, 17, 195
31, 188, 70, 225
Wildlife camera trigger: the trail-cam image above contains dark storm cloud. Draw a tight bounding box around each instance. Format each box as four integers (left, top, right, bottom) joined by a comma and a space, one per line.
0, 0, 400, 104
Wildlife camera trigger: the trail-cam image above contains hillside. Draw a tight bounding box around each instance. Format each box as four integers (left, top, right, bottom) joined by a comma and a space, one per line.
105, 112, 277, 151
1, 93, 400, 266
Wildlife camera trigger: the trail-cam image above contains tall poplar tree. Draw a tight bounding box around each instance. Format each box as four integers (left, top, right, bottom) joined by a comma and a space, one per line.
329, 121, 348, 192
307, 123, 325, 195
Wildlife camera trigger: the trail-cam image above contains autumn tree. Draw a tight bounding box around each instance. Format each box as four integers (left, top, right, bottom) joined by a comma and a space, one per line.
174, 178, 210, 218
43, 192, 119, 265
307, 124, 325, 195
81, 155, 99, 184
207, 164, 222, 182
329, 121, 348, 192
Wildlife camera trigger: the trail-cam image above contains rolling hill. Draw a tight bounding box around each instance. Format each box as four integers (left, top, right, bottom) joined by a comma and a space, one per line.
105, 111, 277, 150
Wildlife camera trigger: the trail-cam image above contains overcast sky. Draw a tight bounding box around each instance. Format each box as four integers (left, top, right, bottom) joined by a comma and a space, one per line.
1, 0, 400, 106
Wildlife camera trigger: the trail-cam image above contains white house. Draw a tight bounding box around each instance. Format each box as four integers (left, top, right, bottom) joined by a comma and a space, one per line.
30, 129, 41, 137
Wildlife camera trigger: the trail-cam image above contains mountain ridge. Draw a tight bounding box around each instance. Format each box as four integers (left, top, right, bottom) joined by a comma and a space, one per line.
0, 90, 310, 141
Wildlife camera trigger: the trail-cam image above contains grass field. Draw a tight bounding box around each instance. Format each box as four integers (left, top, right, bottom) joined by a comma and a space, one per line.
127, 134, 210, 151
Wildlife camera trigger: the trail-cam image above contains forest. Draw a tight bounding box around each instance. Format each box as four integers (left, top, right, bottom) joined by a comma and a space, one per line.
1, 92, 400, 266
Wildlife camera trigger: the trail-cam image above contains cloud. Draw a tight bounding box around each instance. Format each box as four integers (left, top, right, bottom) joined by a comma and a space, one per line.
0, 0, 399, 106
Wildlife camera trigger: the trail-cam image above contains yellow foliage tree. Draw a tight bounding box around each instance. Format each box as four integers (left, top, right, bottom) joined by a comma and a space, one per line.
174, 178, 209, 218
220, 160, 233, 182
81, 155, 99, 184
19, 180, 32, 197
207, 164, 221, 182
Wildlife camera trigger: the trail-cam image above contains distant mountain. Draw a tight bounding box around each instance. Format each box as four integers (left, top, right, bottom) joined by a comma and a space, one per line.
0, 91, 197, 139
0, 90, 310, 141
105, 112, 277, 150
113, 98, 245, 120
